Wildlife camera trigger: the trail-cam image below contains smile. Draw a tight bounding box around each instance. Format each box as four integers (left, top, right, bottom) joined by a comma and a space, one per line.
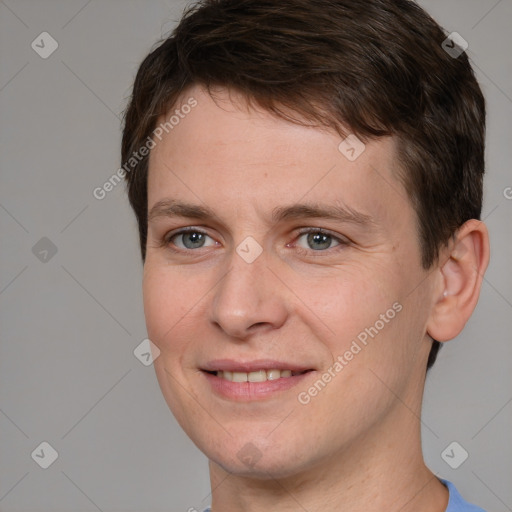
200, 361, 315, 401
213, 369, 308, 382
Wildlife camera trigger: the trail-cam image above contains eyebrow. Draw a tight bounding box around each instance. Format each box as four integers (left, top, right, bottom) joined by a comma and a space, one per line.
271, 203, 374, 226
148, 199, 375, 227
148, 200, 216, 222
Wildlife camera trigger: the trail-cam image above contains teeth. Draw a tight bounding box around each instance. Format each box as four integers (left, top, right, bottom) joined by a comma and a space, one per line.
266, 369, 281, 381
248, 370, 267, 382
232, 371, 248, 382
215, 369, 302, 382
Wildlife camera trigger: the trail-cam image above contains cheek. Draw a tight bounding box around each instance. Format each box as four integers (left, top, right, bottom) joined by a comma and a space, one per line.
293, 267, 396, 344
143, 265, 211, 434
142, 265, 195, 354
143, 269, 168, 340
295, 263, 420, 387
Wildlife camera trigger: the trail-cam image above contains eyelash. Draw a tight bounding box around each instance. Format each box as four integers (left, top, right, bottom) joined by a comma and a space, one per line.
162, 226, 349, 255
293, 227, 349, 255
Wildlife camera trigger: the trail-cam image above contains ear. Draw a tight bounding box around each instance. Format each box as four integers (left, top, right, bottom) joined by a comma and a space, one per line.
426, 219, 490, 342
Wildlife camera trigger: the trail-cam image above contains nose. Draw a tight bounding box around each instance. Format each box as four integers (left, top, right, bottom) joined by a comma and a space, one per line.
209, 250, 289, 340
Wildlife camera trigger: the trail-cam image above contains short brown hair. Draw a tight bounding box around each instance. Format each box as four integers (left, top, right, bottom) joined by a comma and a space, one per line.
121, 0, 486, 369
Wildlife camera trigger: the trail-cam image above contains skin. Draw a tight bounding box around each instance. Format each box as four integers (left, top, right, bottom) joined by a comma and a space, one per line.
143, 84, 490, 511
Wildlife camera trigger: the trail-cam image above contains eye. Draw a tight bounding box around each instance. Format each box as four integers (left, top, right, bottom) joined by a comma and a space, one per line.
166, 228, 217, 250
295, 229, 345, 251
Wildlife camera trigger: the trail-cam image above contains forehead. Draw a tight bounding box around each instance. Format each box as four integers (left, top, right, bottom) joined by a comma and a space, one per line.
147, 85, 411, 228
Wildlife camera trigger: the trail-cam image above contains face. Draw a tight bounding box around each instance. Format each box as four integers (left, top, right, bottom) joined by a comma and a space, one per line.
143, 85, 436, 478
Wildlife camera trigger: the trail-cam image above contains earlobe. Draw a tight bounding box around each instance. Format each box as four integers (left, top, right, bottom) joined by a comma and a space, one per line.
426, 219, 490, 342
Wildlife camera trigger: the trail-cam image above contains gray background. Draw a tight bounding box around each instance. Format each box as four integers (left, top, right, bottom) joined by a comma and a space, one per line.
0, 1, 510, 511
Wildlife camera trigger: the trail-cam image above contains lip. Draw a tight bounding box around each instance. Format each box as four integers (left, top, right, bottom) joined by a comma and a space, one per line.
200, 359, 316, 401
201, 359, 313, 373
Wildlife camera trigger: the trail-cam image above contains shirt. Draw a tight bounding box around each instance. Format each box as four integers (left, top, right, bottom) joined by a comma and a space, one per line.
202, 478, 487, 511
440, 479, 487, 511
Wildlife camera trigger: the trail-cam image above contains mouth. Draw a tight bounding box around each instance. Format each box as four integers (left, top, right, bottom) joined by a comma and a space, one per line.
204, 369, 310, 382
200, 360, 315, 401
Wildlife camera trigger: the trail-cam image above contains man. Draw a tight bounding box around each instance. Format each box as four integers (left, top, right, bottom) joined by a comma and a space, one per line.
121, 1, 490, 510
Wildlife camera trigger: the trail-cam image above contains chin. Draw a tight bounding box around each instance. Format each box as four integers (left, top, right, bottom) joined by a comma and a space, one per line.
212, 453, 310, 480
203, 432, 318, 480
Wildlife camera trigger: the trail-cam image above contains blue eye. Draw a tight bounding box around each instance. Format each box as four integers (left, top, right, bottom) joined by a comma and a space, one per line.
168, 229, 216, 250
163, 227, 347, 254
295, 229, 344, 251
